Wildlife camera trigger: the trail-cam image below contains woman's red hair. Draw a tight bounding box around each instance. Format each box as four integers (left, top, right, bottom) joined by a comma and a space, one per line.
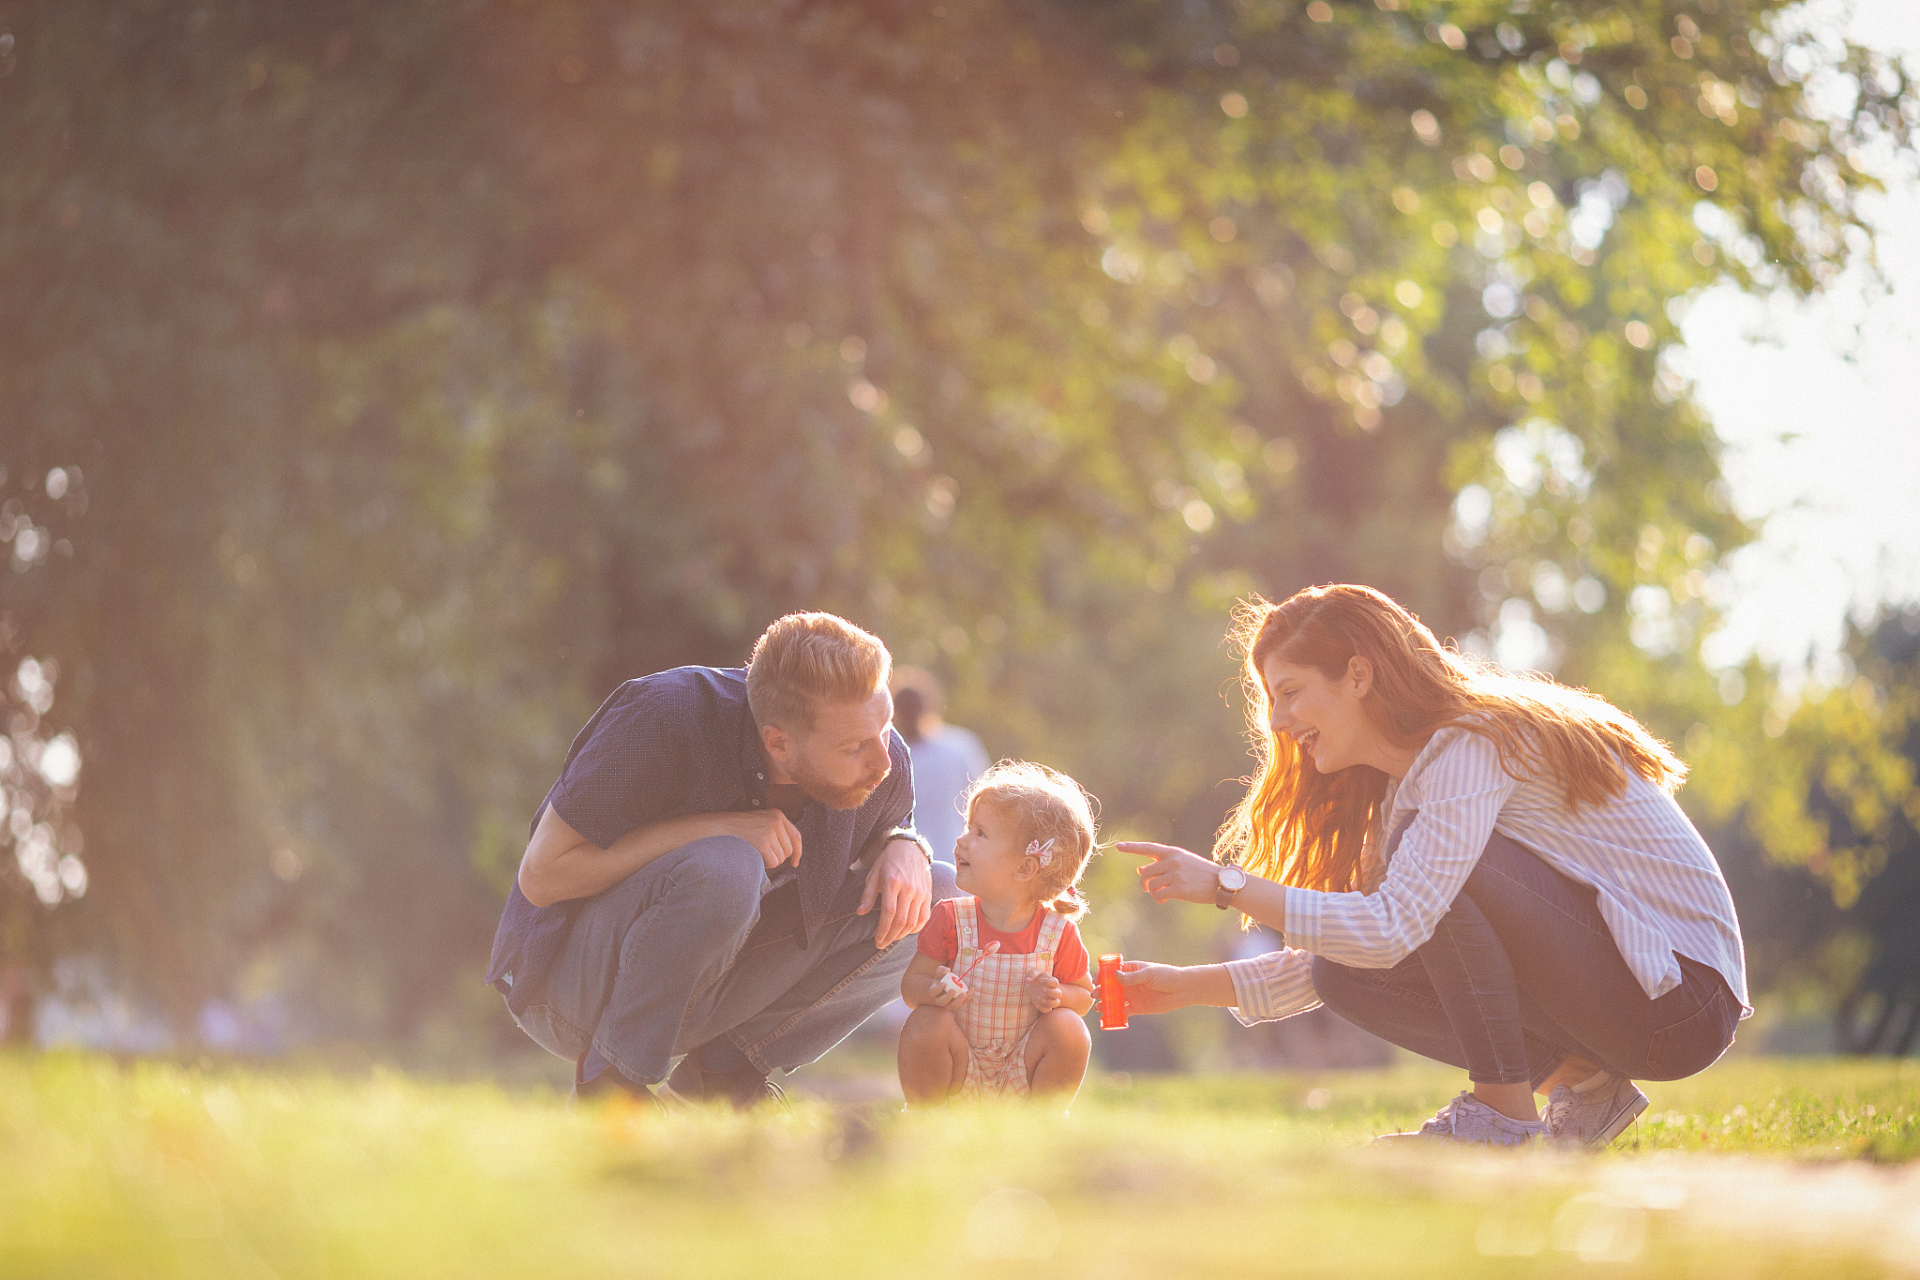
1213, 585, 1686, 893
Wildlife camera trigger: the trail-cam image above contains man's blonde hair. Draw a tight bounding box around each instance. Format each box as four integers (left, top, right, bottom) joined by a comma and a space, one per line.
746, 612, 892, 734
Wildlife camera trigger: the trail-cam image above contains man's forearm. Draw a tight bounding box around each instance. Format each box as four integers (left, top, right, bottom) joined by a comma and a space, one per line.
519, 809, 737, 906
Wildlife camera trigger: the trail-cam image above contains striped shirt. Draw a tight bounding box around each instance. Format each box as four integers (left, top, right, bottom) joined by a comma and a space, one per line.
1224, 725, 1750, 1026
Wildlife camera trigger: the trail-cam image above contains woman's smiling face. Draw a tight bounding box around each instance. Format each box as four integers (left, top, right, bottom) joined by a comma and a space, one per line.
1261, 653, 1375, 775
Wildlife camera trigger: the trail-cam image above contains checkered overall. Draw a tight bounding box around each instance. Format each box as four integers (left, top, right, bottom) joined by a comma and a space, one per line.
952, 897, 1067, 1099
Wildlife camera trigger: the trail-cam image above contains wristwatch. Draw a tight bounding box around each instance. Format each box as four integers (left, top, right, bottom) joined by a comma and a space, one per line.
1215, 864, 1248, 910
879, 827, 936, 867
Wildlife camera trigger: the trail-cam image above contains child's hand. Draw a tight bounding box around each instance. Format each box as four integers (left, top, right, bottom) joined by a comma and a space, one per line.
1028, 973, 1064, 1013
929, 966, 970, 1008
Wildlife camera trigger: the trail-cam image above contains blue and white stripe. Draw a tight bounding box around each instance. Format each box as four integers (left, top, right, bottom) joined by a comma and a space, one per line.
1224, 725, 1750, 1026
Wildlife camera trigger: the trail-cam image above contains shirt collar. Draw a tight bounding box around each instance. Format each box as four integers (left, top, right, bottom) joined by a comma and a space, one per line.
739, 703, 773, 809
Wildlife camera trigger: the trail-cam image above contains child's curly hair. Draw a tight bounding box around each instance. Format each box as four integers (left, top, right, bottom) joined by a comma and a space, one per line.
961, 759, 1099, 920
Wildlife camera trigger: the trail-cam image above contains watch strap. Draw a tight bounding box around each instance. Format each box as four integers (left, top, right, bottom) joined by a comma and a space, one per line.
1214, 866, 1242, 911
879, 827, 935, 867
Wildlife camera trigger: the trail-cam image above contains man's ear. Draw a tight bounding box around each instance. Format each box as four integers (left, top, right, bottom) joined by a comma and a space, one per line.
1345, 655, 1375, 699
761, 722, 794, 767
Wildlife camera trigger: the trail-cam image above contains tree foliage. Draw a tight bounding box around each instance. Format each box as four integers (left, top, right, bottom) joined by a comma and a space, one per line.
0, 0, 1911, 1046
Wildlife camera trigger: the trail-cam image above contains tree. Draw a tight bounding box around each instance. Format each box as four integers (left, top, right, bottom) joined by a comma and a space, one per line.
0, 0, 1909, 1047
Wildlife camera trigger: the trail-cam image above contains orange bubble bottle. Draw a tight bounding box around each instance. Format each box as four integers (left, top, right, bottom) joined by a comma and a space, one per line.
1097, 953, 1129, 1030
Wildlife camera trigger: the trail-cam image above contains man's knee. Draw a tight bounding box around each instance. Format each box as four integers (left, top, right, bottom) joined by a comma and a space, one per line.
658, 835, 766, 925
930, 859, 959, 904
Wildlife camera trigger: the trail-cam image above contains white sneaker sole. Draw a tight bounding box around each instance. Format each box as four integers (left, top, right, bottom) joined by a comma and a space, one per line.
1590, 1088, 1650, 1147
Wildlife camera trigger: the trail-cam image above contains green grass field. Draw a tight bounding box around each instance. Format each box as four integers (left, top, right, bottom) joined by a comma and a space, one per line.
3, 1053, 1917, 1279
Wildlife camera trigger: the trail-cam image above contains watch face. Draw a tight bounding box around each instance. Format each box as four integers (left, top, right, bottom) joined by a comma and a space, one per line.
1220, 866, 1247, 892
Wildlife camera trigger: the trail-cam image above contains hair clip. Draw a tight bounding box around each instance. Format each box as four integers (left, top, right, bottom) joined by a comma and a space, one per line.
1026, 837, 1055, 867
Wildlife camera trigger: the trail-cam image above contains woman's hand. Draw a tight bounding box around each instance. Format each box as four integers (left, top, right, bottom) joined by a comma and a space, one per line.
1119, 841, 1224, 905
1111, 960, 1203, 1015
1097, 961, 1238, 1017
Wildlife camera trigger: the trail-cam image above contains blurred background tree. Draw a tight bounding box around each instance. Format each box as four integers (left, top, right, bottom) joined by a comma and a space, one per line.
0, 0, 1912, 1059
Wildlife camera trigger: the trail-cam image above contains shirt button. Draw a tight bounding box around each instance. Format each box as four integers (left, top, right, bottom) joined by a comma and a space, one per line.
756, 772, 765, 780
752, 800, 762, 807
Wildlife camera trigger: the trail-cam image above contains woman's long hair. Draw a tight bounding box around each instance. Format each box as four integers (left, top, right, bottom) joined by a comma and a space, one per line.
1212, 585, 1685, 893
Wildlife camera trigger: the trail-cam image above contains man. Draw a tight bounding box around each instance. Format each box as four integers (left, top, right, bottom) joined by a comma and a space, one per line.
487, 612, 957, 1106
890, 666, 990, 864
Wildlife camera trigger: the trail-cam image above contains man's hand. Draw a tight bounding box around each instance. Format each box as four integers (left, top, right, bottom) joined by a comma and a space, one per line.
1118, 841, 1222, 905
1028, 972, 1065, 1013
708, 809, 803, 872
859, 837, 932, 949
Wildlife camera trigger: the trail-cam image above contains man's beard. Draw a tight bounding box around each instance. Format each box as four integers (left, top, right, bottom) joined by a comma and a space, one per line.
788, 754, 889, 811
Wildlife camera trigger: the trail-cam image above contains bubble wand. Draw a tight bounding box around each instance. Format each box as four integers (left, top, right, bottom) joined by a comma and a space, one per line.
935, 941, 1000, 1001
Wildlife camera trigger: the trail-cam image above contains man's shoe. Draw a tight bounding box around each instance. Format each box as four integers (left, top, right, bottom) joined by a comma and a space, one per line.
1376, 1091, 1545, 1147
1545, 1073, 1649, 1148
667, 1050, 788, 1111
569, 1051, 660, 1111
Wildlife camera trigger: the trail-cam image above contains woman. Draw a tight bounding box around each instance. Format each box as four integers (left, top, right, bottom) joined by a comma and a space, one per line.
1116, 585, 1748, 1146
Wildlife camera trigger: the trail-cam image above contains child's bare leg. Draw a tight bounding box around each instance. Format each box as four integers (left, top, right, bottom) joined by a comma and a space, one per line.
1024, 1009, 1091, 1103
898, 1005, 969, 1105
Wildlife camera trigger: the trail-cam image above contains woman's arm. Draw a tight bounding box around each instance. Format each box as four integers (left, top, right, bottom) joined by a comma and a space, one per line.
1121, 733, 1521, 970
1119, 842, 1288, 934
1112, 961, 1238, 1013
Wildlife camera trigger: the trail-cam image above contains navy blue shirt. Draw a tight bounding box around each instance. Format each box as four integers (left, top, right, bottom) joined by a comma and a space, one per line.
486, 666, 917, 1014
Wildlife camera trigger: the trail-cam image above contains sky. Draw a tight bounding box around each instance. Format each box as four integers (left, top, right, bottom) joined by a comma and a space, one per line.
1681, 0, 1920, 683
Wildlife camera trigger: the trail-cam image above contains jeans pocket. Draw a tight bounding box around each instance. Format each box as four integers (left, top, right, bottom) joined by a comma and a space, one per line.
1645, 984, 1738, 1081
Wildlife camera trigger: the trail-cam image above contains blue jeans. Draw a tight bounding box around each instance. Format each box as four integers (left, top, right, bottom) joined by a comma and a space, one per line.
1312, 829, 1739, 1086
511, 835, 958, 1085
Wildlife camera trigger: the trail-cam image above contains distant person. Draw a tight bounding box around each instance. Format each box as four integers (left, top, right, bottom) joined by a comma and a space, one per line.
1116, 585, 1748, 1147
897, 761, 1097, 1106
487, 613, 957, 1107
892, 667, 989, 863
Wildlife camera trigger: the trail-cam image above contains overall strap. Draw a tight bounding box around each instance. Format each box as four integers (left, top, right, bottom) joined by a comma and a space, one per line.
1035, 909, 1069, 952
953, 896, 978, 952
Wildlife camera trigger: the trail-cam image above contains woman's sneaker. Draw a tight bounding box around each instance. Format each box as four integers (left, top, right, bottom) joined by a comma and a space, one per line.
1544, 1073, 1649, 1148
1378, 1091, 1546, 1146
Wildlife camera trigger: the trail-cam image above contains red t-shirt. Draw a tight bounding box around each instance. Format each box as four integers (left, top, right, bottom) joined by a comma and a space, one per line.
918, 897, 1090, 983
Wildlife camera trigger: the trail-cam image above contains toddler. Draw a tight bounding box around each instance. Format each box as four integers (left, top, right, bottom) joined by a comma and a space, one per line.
898, 760, 1097, 1104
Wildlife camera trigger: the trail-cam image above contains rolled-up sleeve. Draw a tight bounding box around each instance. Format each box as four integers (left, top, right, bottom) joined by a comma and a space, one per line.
1279, 731, 1519, 968
1225, 949, 1322, 1025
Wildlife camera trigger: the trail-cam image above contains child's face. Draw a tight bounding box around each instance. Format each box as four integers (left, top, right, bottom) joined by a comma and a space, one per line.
952, 797, 1036, 901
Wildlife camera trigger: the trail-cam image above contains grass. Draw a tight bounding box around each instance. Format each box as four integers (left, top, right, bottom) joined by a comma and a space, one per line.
2, 1053, 1918, 1279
